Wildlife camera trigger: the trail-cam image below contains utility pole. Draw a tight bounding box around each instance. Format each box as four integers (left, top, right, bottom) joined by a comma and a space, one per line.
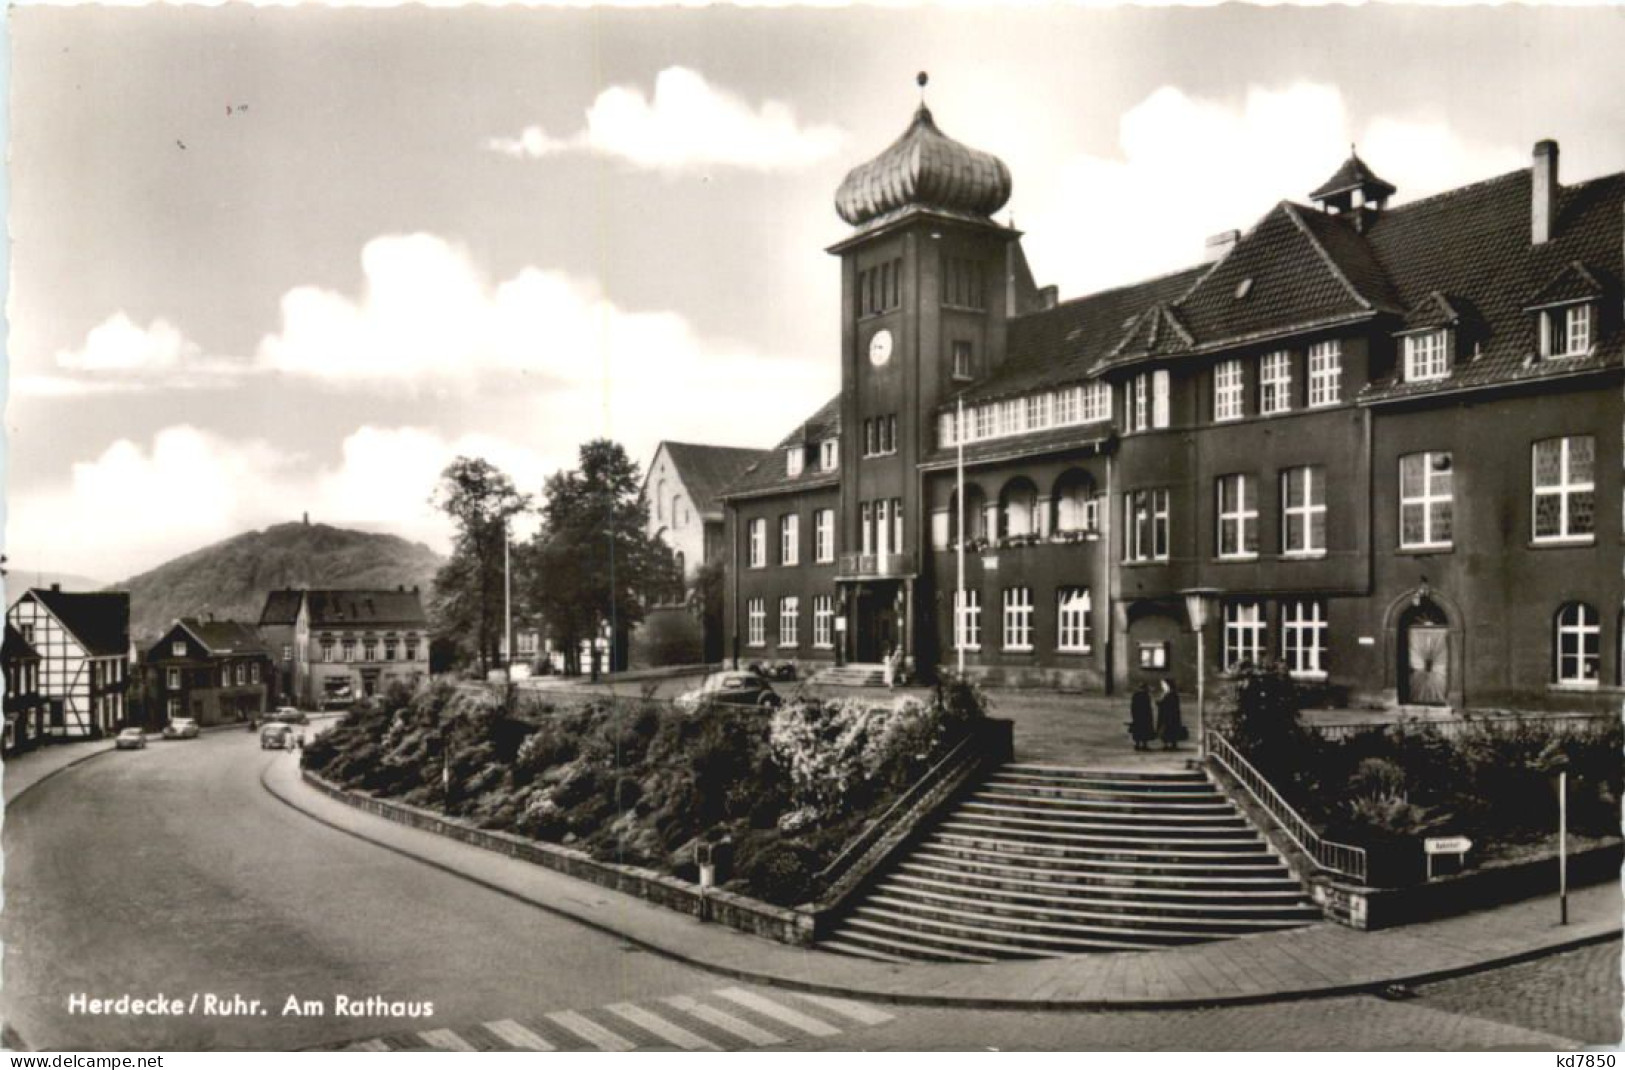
503, 515, 512, 678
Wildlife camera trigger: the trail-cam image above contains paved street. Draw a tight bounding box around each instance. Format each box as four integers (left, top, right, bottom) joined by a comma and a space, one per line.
5, 723, 1618, 1052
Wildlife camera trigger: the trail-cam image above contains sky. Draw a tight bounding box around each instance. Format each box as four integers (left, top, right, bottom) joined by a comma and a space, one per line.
7, 5, 1625, 581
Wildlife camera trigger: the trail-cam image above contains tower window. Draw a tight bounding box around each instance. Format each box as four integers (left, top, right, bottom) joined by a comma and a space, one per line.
859, 258, 903, 316
943, 257, 986, 311
952, 340, 974, 380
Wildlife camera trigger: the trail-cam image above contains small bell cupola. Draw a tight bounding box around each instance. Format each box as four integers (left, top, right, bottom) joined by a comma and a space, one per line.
1310, 147, 1397, 232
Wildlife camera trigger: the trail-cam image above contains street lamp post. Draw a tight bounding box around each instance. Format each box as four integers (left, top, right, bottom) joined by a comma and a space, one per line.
1180, 588, 1223, 761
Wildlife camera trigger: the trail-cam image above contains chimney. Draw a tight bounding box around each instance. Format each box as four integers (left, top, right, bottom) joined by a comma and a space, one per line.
1204, 230, 1240, 264
1532, 139, 1559, 245
50, 583, 61, 593
1037, 285, 1059, 310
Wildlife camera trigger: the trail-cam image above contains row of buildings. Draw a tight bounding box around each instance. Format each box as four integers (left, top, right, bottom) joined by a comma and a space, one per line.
647, 98, 1622, 714
1, 582, 430, 752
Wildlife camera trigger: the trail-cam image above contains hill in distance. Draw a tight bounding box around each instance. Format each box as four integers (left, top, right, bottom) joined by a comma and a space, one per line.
115, 522, 446, 641
5, 570, 109, 595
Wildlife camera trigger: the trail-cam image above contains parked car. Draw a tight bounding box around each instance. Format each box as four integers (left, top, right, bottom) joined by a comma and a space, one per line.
161, 717, 200, 740
271, 706, 309, 725
259, 723, 301, 750
114, 727, 147, 750
674, 672, 782, 713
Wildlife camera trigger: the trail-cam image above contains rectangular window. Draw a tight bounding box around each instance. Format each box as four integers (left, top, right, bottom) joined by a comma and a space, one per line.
1131, 376, 1149, 432
813, 596, 834, 649
1532, 436, 1595, 542
1281, 466, 1327, 556
821, 439, 839, 471
860, 502, 873, 556
320, 639, 336, 662
363, 639, 377, 661
1259, 351, 1292, 413
891, 497, 904, 555
342, 637, 357, 662
1214, 360, 1244, 422
1224, 601, 1267, 670
748, 518, 766, 568
1081, 382, 1111, 423
1056, 588, 1092, 653
1152, 369, 1170, 428
1002, 399, 1025, 436
1055, 386, 1080, 424
406, 639, 419, 662
863, 419, 875, 457
171, 640, 186, 657
281, 644, 292, 662
1125, 489, 1171, 563
1308, 341, 1342, 407
1024, 394, 1048, 431
954, 589, 982, 652
1404, 331, 1450, 382
1544, 304, 1594, 358
1556, 603, 1600, 685
943, 257, 986, 310
1282, 599, 1328, 677
952, 340, 974, 380
1002, 588, 1033, 652
814, 509, 834, 563
166, 667, 180, 690
874, 499, 891, 555
779, 514, 799, 566
384, 638, 397, 661
1399, 452, 1454, 549
779, 597, 799, 647
250, 662, 261, 684
975, 404, 994, 441
1216, 474, 1259, 558
747, 599, 766, 648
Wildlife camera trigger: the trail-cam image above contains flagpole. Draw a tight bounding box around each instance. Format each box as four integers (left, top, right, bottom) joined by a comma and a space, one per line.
956, 396, 966, 677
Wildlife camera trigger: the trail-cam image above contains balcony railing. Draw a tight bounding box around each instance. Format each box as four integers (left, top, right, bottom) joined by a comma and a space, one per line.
837, 551, 917, 578
1205, 728, 1368, 883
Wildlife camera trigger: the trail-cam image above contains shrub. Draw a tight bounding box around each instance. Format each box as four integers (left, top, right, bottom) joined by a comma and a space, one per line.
737, 839, 819, 907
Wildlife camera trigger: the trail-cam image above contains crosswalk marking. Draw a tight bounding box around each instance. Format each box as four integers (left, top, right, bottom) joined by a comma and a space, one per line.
420, 1028, 477, 1052
790, 992, 897, 1026
714, 987, 842, 1038
546, 1009, 636, 1052
662, 994, 785, 1047
605, 1002, 720, 1051
484, 1018, 556, 1051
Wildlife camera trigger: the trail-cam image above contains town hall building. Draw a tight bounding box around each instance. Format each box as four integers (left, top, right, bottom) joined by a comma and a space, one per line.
720, 97, 1622, 713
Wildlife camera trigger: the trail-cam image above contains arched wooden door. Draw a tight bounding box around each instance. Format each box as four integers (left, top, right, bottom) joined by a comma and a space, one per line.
1400, 600, 1451, 706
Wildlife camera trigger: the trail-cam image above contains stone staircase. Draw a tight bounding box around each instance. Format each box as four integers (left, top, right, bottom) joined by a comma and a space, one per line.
810, 662, 890, 688
820, 763, 1320, 963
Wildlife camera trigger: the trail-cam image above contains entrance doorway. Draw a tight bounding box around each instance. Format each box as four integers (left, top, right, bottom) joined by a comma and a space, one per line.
1400, 600, 1451, 706
853, 584, 902, 663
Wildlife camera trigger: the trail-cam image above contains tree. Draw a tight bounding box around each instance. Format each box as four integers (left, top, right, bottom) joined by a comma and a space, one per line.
430, 457, 531, 673
518, 440, 678, 678
689, 558, 727, 662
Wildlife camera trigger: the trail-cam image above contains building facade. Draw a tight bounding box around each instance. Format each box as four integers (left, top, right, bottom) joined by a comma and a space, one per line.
722, 102, 1623, 713
257, 589, 304, 704
145, 618, 273, 726
4, 624, 47, 754
5, 587, 131, 738
277, 588, 430, 707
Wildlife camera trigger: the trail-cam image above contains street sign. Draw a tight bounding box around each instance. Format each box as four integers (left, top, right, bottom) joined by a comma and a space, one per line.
1424, 836, 1472, 855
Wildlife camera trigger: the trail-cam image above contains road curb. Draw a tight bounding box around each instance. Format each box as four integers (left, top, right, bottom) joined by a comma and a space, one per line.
5, 743, 117, 804
259, 759, 1622, 1012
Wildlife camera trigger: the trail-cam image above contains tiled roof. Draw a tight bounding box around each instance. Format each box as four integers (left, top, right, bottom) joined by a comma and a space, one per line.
719, 395, 842, 500
1402, 291, 1465, 332
258, 589, 304, 626
835, 105, 1012, 230
31, 589, 130, 657
660, 442, 771, 517
4, 623, 40, 663
960, 266, 1205, 403
1359, 169, 1625, 403
1526, 259, 1607, 308
1310, 151, 1397, 202
305, 589, 427, 627
922, 423, 1114, 470
179, 618, 270, 657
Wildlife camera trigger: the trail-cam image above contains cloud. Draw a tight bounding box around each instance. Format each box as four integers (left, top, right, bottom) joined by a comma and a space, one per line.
37, 311, 247, 395
485, 66, 844, 172
255, 231, 832, 470
56, 312, 199, 371
1021, 84, 1526, 295
5, 424, 557, 580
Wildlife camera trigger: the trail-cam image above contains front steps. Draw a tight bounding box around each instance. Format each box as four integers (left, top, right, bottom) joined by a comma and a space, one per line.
811, 663, 890, 688
820, 763, 1319, 963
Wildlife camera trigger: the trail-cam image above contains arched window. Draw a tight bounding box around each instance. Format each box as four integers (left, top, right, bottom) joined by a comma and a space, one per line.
947, 485, 988, 545
1555, 603, 1599, 685
1053, 469, 1098, 533
1000, 478, 1039, 538
672, 495, 685, 527
656, 479, 666, 522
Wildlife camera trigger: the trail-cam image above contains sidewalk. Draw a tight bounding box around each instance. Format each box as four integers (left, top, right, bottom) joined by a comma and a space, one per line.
261, 755, 1620, 1009
3, 738, 116, 804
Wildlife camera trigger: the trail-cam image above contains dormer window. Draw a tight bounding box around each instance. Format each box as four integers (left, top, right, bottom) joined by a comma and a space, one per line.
786, 448, 804, 478
1541, 303, 1593, 358
820, 439, 838, 472
172, 641, 186, 657
1404, 329, 1451, 382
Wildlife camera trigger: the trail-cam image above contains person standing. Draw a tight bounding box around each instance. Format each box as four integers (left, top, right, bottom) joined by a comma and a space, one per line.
1128, 684, 1155, 751
1156, 678, 1184, 751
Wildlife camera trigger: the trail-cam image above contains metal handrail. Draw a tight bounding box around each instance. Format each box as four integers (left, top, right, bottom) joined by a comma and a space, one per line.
1314, 710, 1619, 742
816, 727, 983, 886
1205, 728, 1368, 883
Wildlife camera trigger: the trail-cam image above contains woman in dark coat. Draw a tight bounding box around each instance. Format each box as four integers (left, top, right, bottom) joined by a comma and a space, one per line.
1155, 678, 1184, 750
1128, 685, 1155, 750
